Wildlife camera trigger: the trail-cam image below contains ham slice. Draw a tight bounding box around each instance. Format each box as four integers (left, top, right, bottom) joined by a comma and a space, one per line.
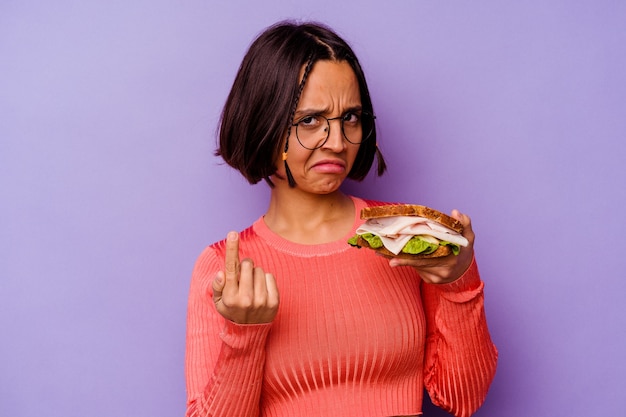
356, 216, 469, 255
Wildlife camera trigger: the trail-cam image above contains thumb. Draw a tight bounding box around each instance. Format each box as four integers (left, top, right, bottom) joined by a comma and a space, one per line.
212, 271, 226, 303
451, 209, 474, 243
451, 209, 470, 227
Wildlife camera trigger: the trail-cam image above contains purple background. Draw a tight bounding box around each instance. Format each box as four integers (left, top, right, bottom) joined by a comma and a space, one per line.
2, 1, 625, 416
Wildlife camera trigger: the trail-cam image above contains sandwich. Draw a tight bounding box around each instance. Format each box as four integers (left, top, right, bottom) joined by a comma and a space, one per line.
348, 204, 469, 259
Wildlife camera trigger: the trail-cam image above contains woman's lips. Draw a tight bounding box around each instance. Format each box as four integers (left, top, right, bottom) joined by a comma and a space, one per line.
311, 159, 346, 173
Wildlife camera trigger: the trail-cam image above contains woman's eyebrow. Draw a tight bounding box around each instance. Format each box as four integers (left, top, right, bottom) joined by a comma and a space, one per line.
294, 107, 329, 117
294, 105, 363, 118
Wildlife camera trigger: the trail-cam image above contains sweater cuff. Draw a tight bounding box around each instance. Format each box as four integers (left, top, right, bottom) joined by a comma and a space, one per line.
220, 320, 273, 352
430, 256, 483, 299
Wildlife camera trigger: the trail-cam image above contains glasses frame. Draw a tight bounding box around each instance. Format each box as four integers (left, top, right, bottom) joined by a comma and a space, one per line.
291, 111, 376, 150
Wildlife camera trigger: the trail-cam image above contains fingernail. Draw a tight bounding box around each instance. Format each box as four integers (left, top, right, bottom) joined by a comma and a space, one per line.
227, 231, 238, 241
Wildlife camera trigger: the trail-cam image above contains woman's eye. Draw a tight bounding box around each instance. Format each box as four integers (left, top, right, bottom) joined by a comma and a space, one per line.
299, 116, 319, 128
343, 112, 360, 124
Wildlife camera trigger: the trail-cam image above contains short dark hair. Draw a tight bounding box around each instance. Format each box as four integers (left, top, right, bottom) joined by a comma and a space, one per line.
217, 21, 386, 185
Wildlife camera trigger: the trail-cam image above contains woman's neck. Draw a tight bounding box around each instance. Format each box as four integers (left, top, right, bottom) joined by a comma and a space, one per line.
263, 188, 355, 245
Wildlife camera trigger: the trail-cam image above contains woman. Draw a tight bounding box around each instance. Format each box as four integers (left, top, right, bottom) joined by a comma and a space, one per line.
185, 21, 497, 417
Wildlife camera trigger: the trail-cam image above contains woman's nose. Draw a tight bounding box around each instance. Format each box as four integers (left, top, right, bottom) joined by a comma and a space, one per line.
322, 118, 347, 151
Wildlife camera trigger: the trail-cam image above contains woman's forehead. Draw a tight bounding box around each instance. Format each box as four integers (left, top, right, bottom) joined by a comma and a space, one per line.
297, 60, 361, 112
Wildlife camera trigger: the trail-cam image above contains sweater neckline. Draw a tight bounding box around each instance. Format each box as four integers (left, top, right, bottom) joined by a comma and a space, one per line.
252, 196, 367, 257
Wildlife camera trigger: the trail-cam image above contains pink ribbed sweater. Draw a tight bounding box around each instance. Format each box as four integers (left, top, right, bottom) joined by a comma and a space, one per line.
185, 197, 497, 417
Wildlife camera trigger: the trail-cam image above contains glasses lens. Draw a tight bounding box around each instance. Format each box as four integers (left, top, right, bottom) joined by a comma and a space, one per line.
343, 112, 374, 144
295, 115, 327, 149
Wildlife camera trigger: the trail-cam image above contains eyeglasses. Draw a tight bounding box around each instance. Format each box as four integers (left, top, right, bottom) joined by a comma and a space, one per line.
291, 111, 375, 150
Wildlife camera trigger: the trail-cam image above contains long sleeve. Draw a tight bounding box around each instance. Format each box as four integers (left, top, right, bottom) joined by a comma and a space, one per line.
184, 198, 498, 417
185, 246, 272, 417
421, 257, 498, 417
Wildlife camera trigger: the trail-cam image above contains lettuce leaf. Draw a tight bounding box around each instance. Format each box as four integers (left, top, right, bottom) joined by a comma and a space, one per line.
402, 236, 439, 254
348, 232, 383, 248
348, 234, 461, 255
439, 240, 461, 255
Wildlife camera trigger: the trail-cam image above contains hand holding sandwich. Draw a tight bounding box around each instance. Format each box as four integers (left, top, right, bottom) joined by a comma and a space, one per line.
388, 209, 475, 284
212, 231, 280, 324
348, 205, 475, 285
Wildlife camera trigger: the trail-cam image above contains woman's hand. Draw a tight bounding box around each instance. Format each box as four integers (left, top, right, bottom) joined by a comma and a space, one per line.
388, 209, 475, 284
212, 231, 279, 324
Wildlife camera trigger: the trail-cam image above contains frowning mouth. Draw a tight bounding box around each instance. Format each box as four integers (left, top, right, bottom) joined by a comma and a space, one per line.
311, 159, 347, 173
